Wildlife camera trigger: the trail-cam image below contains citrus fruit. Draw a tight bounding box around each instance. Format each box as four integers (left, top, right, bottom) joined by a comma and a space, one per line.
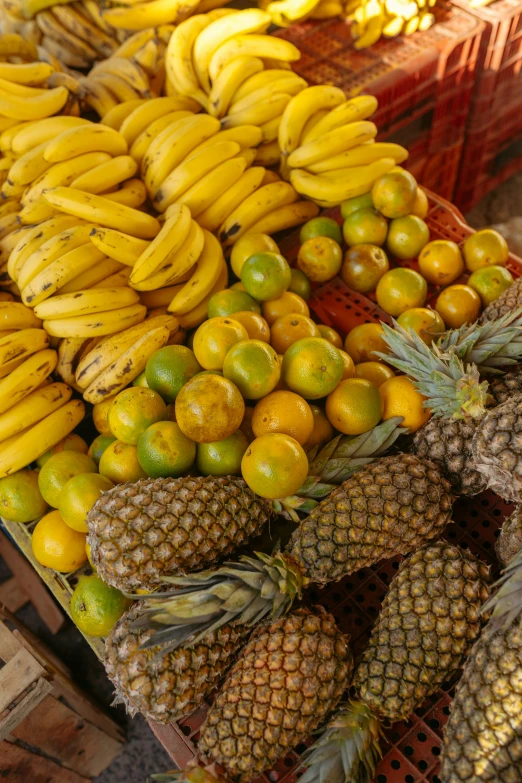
175, 374, 245, 443
396, 307, 446, 345
230, 232, 279, 278
376, 268, 427, 316
379, 375, 430, 433
197, 430, 249, 476
262, 291, 310, 326
108, 387, 167, 445
340, 192, 374, 220
353, 361, 395, 387
338, 349, 355, 379
270, 313, 320, 354
468, 265, 514, 306
303, 404, 334, 450
344, 323, 390, 364
88, 434, 116, 465
38, 451, 97, 509
208, 288, 261, 318
282, 337, 344, 400
463, 228, 509, 272
132, 370, 149, 387
341, 244, 389, 293
252, 390, 314, 445
241, 433, 308, 499
193, 316, 248, 371
70, 575, 131, 637
99, 440, 148, 484
288, 268, 311, 301
435, 284, 482, 328
418, 240, 464, 286
32, 510, 87, 572
36, 433, 89, 468
230, 281, 246, 291
317, 324, 342, 348
300, 216, 342, 244
230, 311, 270, 342
411, 187, 429, 219
92, 396, 116, 436
343, 208, 388, 247
241, 251, 291, 301
145, 345, 201, 403
240, 405, 255, 443
0, 469, 48, 523
58, 473, 114, 533
386, 215, 430, 260
326, 377, 382, 435
296, 236, 343, 283
223, 339, 280, 399
137, 420, 196, 478
371, 169, 417, 218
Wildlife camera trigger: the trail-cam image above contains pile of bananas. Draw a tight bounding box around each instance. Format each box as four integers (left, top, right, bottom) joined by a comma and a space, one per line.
345, 0, 435, 48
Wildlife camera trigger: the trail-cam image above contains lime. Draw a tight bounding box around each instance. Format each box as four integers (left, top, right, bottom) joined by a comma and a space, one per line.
341, 244, 389, 293
58, 473, 114, 533
208, 289, 261, 318
197, 430, 249, 476
386, 215, 430, 260
340, 192, 374, 220
241, 251, 291, 302
288, 268, 311, 301
88, 434, 116, 465
371, 170, 417, 218
98, 440, 147, 484
108, 387, 167, 445
463, 228, 509, 272
468, 265, 514, 306
299, 216, 342, 244
70, 575, 131, 637
230, 233, 279, 278
36, 433, 89, 468
297, 236, 343, 283
0, 469, 48, 523
223, 339, 280, 399
145, 345, 201, 403
343, 208, 388, 247
38, 451, 97, 509
137, 420, 196, 477
132, 370, 149, 387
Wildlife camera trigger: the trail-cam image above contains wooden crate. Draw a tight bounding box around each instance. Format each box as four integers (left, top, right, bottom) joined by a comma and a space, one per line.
0, 614, 124, 781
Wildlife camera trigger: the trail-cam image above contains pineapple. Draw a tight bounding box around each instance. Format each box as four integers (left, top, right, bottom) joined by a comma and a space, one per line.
495, 506, 522, 566
489, 367, 522, 405
297, 544, 491, 783
480, 275, 522, 322
87, 419, 406, 592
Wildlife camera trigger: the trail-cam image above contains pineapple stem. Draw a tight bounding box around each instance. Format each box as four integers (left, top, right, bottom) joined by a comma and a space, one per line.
482, 545, 522, 631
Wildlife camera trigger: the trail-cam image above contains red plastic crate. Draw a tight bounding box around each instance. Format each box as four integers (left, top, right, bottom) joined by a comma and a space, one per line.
149, 191, 522, 783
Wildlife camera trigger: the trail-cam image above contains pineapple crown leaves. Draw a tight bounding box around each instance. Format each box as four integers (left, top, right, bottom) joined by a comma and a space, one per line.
377, 321, 490, 420
482, 545, 522, 631
299, 702, 384, 783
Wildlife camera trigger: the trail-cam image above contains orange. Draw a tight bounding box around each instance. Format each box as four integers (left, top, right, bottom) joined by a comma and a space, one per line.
354, 361, 395, 387
99, 440, 148, 484
108, 387, 167, 445
463, 228, 509, 272
230, 232, 279, 278
240, 405, 255, 443
282, 337, 344, 400
326, 378, 382, 435
197, 430, 249, 476
229, 281, 247, 291
32, 510, 87, 572
468, 265, 513, 306
340, 193, 374, 220
386, 215, 429, 260
175, 374, 245, 443
435, 284, 482, 329
193, 316, 248, 370
317, 324, 342, 348
38, 451, 97, 509
342, 208, 388, 247
344, 323, 390, 364
88, 434, 116, 466
303, 404, 334, 451
379, 375, 430, 433
70, 575, 131, 637
371, 169, 417, 218
341, 244, 389, 293
273, 353, 289, 391
222, 339, 280, 399
208, 288, 260, 318
145, 345, 201, 402
252, 390, 314, 445
418, 240, 464, 286
296, 236, 343, 282
262, 291, 310, 326
411, 187, 429, 219
396, 307, 445, 345
230, 311, 270, 342
58, 473, 114, 533
92, 396, 116, 436
241, 433, 308, 499
132, 370, 149, 387
36, 433, 89, 468
0, 469, 48, 523
300, 216, 342, 244
288, 268, 311, 301
136, 421, 196, 477
270, 313, 320, 354
241, 251, 291, 301
338, 349, 355, 379
376, 268, 427, 316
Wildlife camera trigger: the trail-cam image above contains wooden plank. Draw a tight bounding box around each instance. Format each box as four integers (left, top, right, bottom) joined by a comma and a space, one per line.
7, 614, 71, 678
0, 578, 28, 613
0, 531, 64, 634
0, 740, 90, 783
0, 678, 52, 741
0, 648, 46, 714
0, 619, 22, 661
149, 720, 197, 767
11, 694, 123, 777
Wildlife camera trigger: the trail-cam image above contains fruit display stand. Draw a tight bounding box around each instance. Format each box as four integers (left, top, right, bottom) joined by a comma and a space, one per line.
275, 3, 485, 202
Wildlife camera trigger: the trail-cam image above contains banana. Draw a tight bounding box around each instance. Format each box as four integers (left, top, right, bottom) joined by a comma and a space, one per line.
209, 35, 300, 85
43, 124, 128, 163
0, 84, 68, 122
266, 0, 322, 25
6, 141, 54, 188
70, 156, 138, 195
17, 223, 92, 292
290, 157, 396, 205
418, 12, 435, 30
43, 302, 146, 339
0, 327, 49, 377
300, 109, 330, 144
0, 62, 54, 86
51, 4, 117, 58
0, 347, 57, 416
229, 75, 307, 115
261, 170, 281, 184
246, 200, 320, 235
189, 125, 263, 155
301, 95, 379, 143
82, 77, 119, 118
92, 267, 132, 289
260, 115, 282, 143
18, 200, 59, 225
40, 35, 91, 71
101, 100, 146, 131
220, 92, 293, 131
130, 110, 194, 165
119, 96, 200, 146
0, 213, 20, 241
22, 244, 107, 307
176, 260, 228, 330
103, 179, 148, 209
132, 219, 204, 291
168, 229, 223, 315
208, 56, 264, 118
34, 287, 139, 320
57, 257, 124, 294
139, 284, 187, 309
307, 142, 408, 172
91, 73, 143, 104
0, 199, 19, 218
0, 301, 41, 330
0, 35, 38, 61
0, 398, 85, 479
0, 381, 72, 443
83, 324, 169, 404
219, 180, 298, 245
112, 29, 156, 59
231, 68, 300, 104
89, 227, 149, 266
196, 165, 265, 233
177, 155, 247, 217
383, 15, 405, 36
310, 0, 343, 18
133, 39, 159, 74
102, 0, 200, 30
153, 140, 240, 212
57, 336, 99, 388
278, 85, 346, 159
23, 152, 112, 205
286, 120, 378, 168
130, 203, 192, 285
90, 58, 150, 94
1, 122, 35, 154
42, 187, 160, 239
36, 11, 99, 63
7, 218, 78, 282
254, 140, 282, 166
1, 179, 25, 200
165, 15, 214, 108
0, 78, 47, 98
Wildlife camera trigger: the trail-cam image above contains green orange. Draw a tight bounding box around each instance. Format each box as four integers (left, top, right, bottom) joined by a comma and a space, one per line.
222, 339, 280, 399
132, 370, 149, 387
282, 337, 344, 400
38, 451, 97, 509
463, 228, 509, 272
343, 208, 388, 247
230, 232, 279, 278
145, 345, 201, 403
0, 469, 48, 523
386, 215, 429, 260
58, 473, 114, 533
299, 216, 342, 244
326, 377, 382, 435
297, 236, 343, 283
241, 433, 308, 499
376, 268, 427, 316
288, 268, 311, 301
108, 387, 167, 445
340, 192, 374, 220
371, 169, 417, 218
98, 440, 147, 484
241, 251, 291, 301
175, 374, 245, 443
208, 288, 261, 318
468, 265, 513, 306
193, 316, 248, 370
197, 430, 249, 476
88, 434, 116, 465
70, 575, 131, 637
341, 244, 389, 293
137, 420, 196, 478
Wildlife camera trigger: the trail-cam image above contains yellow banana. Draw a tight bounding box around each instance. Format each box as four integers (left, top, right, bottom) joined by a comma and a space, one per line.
219, 180, 298, 245
290, 158, 396, 206
82, 77, 119, 118
254, 140, 282, 166
119, 96, 200, 146
208, 56, 264, 118
176, 261, 228, 330
56, 258, 125, 294
71, 156, 138, 195
92, 267, 132, 289
132, 220, 204, 291
286, 120, 378, 168
51, 4, 118, 58
229, 75, 307, 115
112, 29, 156, 59
247, 199, 320, 235
1, 121, 36, 154
310, 0, 343, 18
266, 0, 322, 25
0, 327, 49, 376
165, 15, 214, 108
0, 85, 68, 121
103, 179, 148, 209
0, 301, 41, 330
44, 124, 128, 163
18, 199, 59, 225
300, 109, 330, 144
130, 110, 194, 165
0, 213, 20, 241
182, 125, 263, 157
261, 170, 281, 185
209, 35, 300, 84
90, 73, 143, 104
140, 284, 187, 310
34, 287, 139, 320
0, 381, 72, 444
307, 142, 408, 173
17, 223, 92, 291
197, 165, 265, 233
0, 62, 54, 86
7, 142, 53, 188
177, 156, 247, 217
221, 92, 292, 131
130, 203, 192, 285
36, 11, 99, 63
57, 336, 99, 388
102, 0, 200, 30
302, 95, 379, 142
43, 302, 146, 338
168, 230, 223, 315
0, 347, 57, 416
101, 100, 147, 131
90, 58, 150, 94
89, 227, 149, 267
22, 244, 107, 307
278, 84, 346, 158
260, 115, 282, 143
23, 152, 112, 205
7, 218, 78, 282
232, 68, 303, 104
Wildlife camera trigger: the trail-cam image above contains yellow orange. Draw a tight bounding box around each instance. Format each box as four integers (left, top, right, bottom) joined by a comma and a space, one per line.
270, 313, 320, 354
317, 324, 342, 348
231, 311, 270, 342
344, 323, 390, 364
326, 378, 382, 435
252, 390, 314, 445
93, 396, 117, 436
353, 361, 395, 387
282, 337, 344, 400
303, 404, 334, 451
175, 374, 245, 443
262, 291, 310, 326
379, 375, 430, 433
32, 510, 87, 572
338, 349, 355, 379
241, 433, 308, 499
193, 316, 248, 370
99, 440, 148, 484
396, 307, 445, 345
418, 240, 464, 286
435, 284, 482, 329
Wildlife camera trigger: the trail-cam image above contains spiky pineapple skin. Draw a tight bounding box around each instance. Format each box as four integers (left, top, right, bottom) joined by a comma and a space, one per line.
286, 453, 453, 585
198, 607, 353, 783
104, 605, 248, 724
87, 476, 273, 591
353, 543, 490, 722
496, 506, 522, 567
489, 367, 522, 406
480, 276, 522, 323
472, 392, 522, 502
440, 615, 522, 782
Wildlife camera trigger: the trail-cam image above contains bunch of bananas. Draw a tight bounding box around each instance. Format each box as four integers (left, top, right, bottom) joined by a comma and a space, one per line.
346, 0, 435, 47
259, 0, 348, 26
